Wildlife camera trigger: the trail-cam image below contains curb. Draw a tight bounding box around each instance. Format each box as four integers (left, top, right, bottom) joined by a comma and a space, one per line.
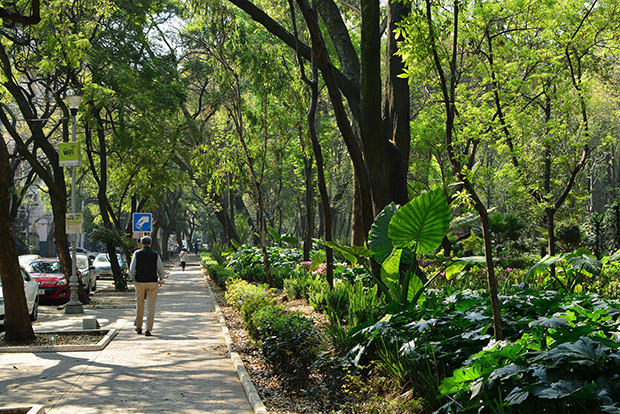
203, 270, 268, 414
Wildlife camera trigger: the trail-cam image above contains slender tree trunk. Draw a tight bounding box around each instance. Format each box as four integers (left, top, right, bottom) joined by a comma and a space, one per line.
86, 110, 125, 291
425, 0, 503, 338
300, 127, 315, 261
306, 50, 333, 288
228, 73, 273, 285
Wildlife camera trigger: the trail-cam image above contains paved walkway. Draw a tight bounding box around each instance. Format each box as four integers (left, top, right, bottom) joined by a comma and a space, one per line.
0, 256, 254, 414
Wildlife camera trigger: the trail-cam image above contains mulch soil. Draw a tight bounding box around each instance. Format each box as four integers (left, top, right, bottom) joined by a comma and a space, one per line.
0, 331, 106, 347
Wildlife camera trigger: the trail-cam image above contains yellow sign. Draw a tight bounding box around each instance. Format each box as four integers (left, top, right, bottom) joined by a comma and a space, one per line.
59, 142, 80, 167
66, 213, 82, 234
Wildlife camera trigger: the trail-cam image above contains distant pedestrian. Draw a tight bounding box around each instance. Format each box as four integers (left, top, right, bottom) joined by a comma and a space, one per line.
179, 247, 189, 271
129, 236, 164, 337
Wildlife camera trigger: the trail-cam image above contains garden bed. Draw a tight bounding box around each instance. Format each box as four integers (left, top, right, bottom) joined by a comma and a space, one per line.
206, 275, 348, 413
0, 329, 117, 352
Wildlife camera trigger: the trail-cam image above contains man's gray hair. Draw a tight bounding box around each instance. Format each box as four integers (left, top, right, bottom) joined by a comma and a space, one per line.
141, 235, 152, 245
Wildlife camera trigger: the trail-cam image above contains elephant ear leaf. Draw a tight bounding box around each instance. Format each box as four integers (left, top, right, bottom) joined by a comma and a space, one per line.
389, 189, 451, 254
369, 202, 400, 264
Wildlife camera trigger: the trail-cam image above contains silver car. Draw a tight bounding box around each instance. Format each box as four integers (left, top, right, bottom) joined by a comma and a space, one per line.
0, 267, 39, 325
93, 253, 126, 279
76, 254, 97, 292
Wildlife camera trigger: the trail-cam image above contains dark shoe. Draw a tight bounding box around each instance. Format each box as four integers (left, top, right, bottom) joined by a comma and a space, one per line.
135, 328, 142, 334
145, 331, 152, 336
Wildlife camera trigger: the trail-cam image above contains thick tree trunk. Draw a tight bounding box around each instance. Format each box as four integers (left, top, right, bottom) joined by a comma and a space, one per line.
0, 136, 35, 342
212, 193, 240, 244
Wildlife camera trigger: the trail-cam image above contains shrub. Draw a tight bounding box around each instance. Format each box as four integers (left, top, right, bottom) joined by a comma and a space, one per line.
208, 265, 238, 289
210, 241, 228, 265
200, 252, 217, 268
262, 312, 322, 391
247, 304, 286, 340
270, 266, 291, 289
284, 270, 312, 300
224, 278, 272, 310
237, 264, 267, 284
346, 280, 381, 327
240, 289, 278, 329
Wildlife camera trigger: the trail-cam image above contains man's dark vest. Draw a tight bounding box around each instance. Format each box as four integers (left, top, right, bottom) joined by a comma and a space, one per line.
134, 247, 159, 282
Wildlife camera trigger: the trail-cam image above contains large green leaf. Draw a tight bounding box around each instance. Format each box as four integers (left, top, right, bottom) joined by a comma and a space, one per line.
368, 202, 399, 264
381, 248, 402, 297
568, 255, 602, 276
388, 189, 451, 254
321, 240, 372, 266
526, 254, 567, 278
405, 271, 424, 304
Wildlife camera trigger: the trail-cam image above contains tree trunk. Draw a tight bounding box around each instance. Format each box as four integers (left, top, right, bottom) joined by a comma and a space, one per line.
476, 199, 503, 340
301, 128, 314, 261
0, 136, 35, 342
425, 0, 503, 338
303, 43, 333, 288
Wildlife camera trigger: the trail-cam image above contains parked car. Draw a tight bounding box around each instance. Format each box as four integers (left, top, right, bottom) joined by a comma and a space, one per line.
28, 258, 81, 304
18, 254, 41, 268
75, 254, 96, 292
71, 247, 96, 261
93, 253, 127, 279
0, 267, 39, 325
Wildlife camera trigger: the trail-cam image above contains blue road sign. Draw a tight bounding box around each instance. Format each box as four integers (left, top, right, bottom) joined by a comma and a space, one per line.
133, 213, 152, 232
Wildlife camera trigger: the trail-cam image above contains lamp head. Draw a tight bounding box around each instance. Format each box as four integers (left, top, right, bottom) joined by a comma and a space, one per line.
66, 95, 82, 110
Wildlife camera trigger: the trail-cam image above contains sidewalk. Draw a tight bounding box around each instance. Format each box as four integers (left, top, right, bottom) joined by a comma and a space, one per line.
0, 256, 254, 414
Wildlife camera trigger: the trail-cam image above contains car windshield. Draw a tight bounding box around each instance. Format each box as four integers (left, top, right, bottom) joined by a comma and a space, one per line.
94, 254, 124, 264
94, 254, 110, 263
30, 260, 62, 274
76, 256, 89, 269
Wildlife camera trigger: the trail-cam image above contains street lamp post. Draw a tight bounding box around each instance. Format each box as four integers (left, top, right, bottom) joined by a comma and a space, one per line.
65, 94, 83, 314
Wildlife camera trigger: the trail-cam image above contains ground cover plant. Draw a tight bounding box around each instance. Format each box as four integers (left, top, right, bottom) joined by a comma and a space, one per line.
208, 238, 620, 413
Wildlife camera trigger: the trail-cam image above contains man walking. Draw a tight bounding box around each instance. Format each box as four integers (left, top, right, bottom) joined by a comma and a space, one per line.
129, 236, 165, 336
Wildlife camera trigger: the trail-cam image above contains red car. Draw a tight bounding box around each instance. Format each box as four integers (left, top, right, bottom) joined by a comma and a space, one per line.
28, 259, 81, 304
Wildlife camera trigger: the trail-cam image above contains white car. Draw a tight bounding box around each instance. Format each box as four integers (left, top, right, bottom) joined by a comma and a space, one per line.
0, 267, 39, 325
76, 254, 97, 292
93, 253, 126, 279
18, 254, 41, 268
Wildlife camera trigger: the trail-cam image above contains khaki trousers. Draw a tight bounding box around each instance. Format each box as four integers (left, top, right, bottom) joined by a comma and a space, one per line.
134, 282, 159, 331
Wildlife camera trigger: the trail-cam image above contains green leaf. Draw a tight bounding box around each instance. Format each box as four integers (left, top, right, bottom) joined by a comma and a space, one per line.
439, 366, 482, 395
568, 255, 602, 276
368, 202, 399, 264
526, 254, 567, 278
506, 387, 529, 405
321, 240, 372, 266
606, 251, 620, 263
281, 236, 299, 245
389, 189, 451, 254
381, 248, 403, 297
267, 225, 281, 242
445, 261, 467, 280
406, 271, 424, 304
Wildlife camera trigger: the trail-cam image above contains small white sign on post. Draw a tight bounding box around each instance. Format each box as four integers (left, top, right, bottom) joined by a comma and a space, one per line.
66, 213, 82, 234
